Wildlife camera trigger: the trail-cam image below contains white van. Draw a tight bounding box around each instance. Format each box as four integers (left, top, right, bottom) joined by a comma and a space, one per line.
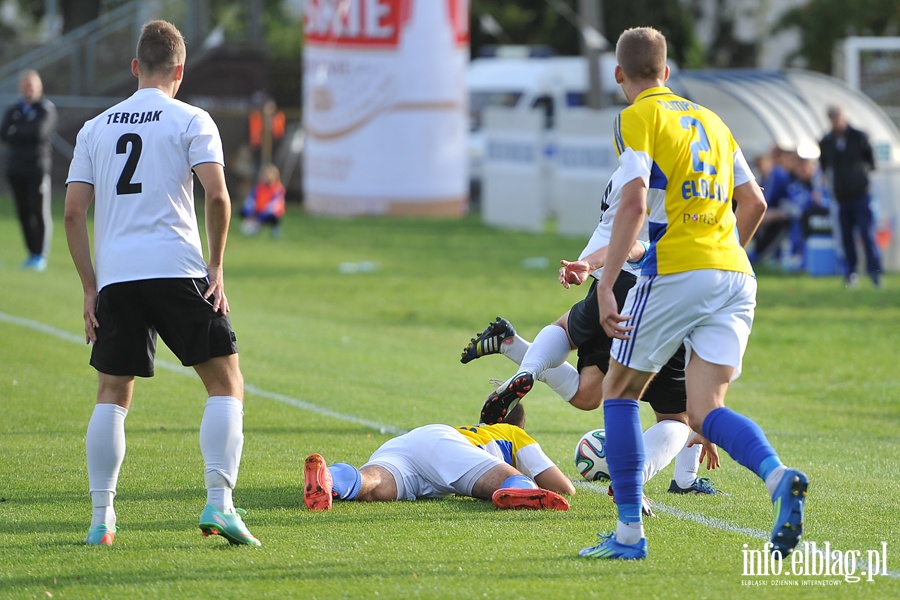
467, 55, 620, 192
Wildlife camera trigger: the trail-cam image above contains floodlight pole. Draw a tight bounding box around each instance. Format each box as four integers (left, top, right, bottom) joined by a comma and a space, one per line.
578, 0, 605, 109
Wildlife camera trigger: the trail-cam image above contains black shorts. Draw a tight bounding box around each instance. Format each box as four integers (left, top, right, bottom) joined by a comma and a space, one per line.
566, 272, 687, 415
90, 278, 239, 377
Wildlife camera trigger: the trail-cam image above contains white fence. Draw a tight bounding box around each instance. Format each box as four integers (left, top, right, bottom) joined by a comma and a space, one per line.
480, 106, 900, 272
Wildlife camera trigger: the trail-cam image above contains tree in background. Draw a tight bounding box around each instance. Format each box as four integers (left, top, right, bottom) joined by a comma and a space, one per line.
61, 0, 101, 34
471, 0, 723, 69
776, 0, 900, 72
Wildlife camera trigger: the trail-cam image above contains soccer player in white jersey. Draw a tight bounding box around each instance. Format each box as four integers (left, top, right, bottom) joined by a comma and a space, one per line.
302, 404, 574, 511
580, 27, 808, 560
64, 20, 260, 547
464, 167, 724, 505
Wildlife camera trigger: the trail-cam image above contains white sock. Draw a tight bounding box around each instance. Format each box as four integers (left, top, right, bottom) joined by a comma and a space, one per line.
206, 488, 234, 513
500, 334, 530, 364
765, 465, 789, 498
519, 325, 572, 376
674, 433, 704, 488
538, 363, 580, 403
200, 396, 244, 513
615, 519, 644, 545
86, 404, 128, 528
502, 333, 579, 402
642, 420, 691, 484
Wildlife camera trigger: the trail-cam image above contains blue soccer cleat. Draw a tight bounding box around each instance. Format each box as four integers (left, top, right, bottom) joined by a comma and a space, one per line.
480, 371, 533, 424
84, 523, 118, 546
770, 468, 808, 557
579, 531, 648, 560
199, 504, 261, 547
460, 317, 515, 364
668, 477, 729, 496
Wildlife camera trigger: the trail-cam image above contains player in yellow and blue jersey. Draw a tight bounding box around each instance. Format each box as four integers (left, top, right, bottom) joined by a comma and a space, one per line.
580, 27, 808, 561
302, 404, 574, 511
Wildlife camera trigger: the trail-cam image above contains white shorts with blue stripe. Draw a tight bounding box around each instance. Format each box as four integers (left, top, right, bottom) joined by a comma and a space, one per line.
611, 269, 756, 382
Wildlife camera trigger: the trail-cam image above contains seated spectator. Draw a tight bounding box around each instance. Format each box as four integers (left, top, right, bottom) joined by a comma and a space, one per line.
783, 157, 831, 270
240, 163, 285, 237
749, 146, 796, 264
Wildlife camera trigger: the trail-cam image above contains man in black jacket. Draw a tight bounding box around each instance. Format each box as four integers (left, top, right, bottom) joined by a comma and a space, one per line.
1, 69, 57, 271
819, 105, 882, 288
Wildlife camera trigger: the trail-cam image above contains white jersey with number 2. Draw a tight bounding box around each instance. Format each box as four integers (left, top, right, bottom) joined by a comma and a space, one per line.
66, 87, 225, 291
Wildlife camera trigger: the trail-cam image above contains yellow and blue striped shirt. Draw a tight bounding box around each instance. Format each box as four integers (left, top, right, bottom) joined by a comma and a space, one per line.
614, 86, 754, 276
456, 423, 554, 478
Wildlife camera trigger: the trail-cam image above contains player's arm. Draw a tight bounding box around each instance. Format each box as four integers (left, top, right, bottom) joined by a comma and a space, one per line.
731, 148, 767, 247
193, 161, 231, 314
597, 177, 645, 339
861, 131, 876, 171
0, 108, 13, 141
38, 102, 58, 141
733, 180, 767, 247
64, 181, 99, 344
533, 465, 576, 496
560, 240, 648, 288
515, 442, 576, 495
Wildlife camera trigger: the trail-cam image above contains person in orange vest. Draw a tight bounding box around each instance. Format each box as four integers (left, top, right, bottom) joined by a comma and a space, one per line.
249, 98, 285, 179
240, 163, 285, 237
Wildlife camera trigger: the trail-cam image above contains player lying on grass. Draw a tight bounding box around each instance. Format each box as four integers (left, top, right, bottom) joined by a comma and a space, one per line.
463, 315, 723, 512
461, 166, 724, 504
303, 403, 575, 511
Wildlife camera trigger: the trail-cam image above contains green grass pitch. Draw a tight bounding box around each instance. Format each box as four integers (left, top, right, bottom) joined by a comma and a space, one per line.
0, 198, 898, 598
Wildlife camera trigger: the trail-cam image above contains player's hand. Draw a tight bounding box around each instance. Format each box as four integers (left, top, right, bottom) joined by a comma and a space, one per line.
597, 284, 632, 339
559, 259, 591, 289
689, 433, 720, 470
205, 264, 230, 314
82, 288, 99, 344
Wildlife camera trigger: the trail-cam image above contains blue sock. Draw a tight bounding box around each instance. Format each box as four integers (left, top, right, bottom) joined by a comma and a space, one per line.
500, 474, 538, 489
603, 399, 644, 523
330, 463, 362, 500
702, 407, 782, 481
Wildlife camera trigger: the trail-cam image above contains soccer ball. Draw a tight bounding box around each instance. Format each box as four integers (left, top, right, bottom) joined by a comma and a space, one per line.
575, 428, 610, 481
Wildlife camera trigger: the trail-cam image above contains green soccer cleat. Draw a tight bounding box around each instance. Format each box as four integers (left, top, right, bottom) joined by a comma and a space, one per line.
84, 523, 118, 546
199, 504, 261, 547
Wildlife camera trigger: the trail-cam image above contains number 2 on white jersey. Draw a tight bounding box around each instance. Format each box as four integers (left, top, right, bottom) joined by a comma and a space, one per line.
116, 133, 142, 195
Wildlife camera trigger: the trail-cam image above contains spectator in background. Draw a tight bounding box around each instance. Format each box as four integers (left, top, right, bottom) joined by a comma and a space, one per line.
783, 157, 830, 271
1, 69, 57, 271
249, 96, 285, 180
240, 163, 285, 237
748, 147, 795, 265
819, 105, 882, 288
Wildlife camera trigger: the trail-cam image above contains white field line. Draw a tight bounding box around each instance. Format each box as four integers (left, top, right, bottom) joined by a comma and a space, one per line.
4, 310, 898, 579
0, 311, 406, 436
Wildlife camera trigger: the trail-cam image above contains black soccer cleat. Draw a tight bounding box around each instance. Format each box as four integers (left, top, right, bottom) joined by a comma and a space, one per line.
481, 372, 533, 424
460, 317, 516, 364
